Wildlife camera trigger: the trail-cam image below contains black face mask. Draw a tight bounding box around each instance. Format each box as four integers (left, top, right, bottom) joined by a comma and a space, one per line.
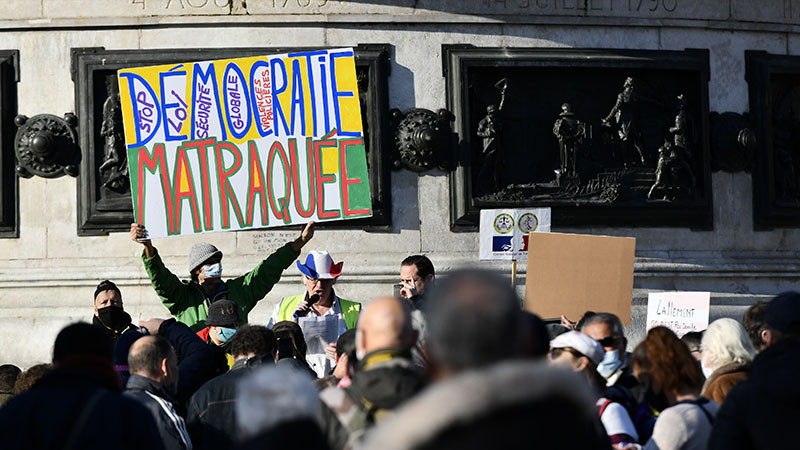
645, 385, 670, 412
97, 306, 128, 332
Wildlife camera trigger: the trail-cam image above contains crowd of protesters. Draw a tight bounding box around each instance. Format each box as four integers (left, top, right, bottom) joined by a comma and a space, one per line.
0, 221, 798, 450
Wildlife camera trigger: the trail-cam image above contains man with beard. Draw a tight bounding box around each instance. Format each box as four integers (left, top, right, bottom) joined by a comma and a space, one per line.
92, 280, 136, 344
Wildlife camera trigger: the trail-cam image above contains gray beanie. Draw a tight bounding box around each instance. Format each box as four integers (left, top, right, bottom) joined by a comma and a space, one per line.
188, 242, 223, 273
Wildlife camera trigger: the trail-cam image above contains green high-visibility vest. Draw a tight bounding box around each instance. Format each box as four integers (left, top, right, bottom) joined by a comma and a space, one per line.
276, 295, 361, 330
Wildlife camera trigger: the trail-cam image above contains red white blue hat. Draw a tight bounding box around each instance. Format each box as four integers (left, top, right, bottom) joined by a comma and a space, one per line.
297, 250, 343, 279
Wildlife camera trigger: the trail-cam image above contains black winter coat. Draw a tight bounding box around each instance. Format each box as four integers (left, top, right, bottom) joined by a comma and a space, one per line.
709, 338, 800, 450
125, 374, 192, 450
92, 313, 136, 345
0, 366, 165, 450
159, 318, 229, 405
187, 358, 268, 450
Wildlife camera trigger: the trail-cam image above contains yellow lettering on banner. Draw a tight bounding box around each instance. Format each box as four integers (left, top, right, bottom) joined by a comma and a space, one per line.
252, 164, 262, 188
322, 146, 339, 173
334, 57, 362, 136
179, 169, 191, 193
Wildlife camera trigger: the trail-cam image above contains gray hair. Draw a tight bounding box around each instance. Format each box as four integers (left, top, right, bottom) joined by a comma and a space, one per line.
235, 364, 319, 438
578, 312, 625, 338
426, 269, 524, 372
701, 318, 756, 368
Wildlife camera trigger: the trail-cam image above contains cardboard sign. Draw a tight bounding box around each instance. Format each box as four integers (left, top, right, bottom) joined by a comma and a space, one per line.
118, 48, 372, 238
524, 232, 635, 325
646, 291, 711, 337
479, 208, 551, 260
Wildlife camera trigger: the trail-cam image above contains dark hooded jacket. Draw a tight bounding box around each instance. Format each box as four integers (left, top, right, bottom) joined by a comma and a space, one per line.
187, 358, 272, 450
0, 360, 165, 450
709, 338, 800, 450
159, 318, 229, 405
319, 349, 427, 450
125, 374, 191, 450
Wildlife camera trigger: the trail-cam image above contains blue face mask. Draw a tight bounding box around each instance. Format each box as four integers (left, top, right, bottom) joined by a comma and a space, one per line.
203, 262, 222, 278
597, 349, 623, 378
216, 326, 237, 343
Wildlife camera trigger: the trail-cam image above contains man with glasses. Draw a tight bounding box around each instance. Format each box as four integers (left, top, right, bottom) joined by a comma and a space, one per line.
269, 250, 360, 377
579, 312, 647, 441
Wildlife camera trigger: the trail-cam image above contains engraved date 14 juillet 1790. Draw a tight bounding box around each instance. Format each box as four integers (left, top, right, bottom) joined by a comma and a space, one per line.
130, 0, 330, 8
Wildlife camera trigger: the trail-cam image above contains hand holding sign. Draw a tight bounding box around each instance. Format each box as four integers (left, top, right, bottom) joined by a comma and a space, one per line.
130, 223, 155, 258
291, 221, 315, 252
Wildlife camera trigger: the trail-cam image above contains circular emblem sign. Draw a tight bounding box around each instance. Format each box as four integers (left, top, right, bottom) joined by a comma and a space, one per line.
493, 213, 514, 234
518, 213, 539, 234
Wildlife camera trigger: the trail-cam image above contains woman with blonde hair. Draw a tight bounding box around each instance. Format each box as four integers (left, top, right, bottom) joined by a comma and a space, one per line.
700, 317, 756, 404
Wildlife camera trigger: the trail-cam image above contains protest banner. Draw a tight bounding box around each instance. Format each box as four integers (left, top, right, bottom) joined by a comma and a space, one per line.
524, 232, 635, 325
479, 208, 551, 261
646, 291, 710, 337
118, 48, 372, 239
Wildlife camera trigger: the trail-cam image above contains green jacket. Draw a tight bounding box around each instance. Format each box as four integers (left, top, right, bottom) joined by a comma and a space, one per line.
142, 242, 300, 331
276, 294, 361, 330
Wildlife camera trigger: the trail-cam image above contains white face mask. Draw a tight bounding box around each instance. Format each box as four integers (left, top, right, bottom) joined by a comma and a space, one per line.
597, 349, 623, 378
700, 354, 714, 378
203, 262, 222, 278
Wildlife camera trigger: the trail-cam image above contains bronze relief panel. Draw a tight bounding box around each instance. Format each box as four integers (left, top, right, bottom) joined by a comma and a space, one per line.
444, 47, 712, 230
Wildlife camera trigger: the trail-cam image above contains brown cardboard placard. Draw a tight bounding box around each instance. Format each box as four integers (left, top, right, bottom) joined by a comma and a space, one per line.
524, 232, 635, 325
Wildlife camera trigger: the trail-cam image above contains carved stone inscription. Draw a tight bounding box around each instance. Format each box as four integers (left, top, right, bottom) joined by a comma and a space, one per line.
445, 47, 712, 229
23, 0, 800, 25
128, 0, 236, 11
235, 0, 728, 19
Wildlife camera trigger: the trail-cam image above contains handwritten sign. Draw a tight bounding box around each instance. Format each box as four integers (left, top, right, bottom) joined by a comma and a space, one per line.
646, 291, 710, 337
479, 208, 551, 260
118, 48, 372, 239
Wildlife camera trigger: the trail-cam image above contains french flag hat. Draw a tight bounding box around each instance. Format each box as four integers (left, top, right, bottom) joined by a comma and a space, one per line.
296, 250, 343, 279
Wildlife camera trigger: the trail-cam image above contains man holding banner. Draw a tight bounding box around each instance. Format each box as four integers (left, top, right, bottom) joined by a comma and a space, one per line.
131, 221, 314, 331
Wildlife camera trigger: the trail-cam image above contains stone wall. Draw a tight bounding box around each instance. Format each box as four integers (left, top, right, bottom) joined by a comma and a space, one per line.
1, 0, 798, 367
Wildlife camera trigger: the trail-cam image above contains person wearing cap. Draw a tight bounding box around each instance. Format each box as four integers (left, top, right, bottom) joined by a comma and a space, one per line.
549, 331, 638, 447
130, 221, 315, 331
196, 299, 240, 369
268, 250, 360, 377
709, 292, 800, 450
92, 280, 137, 344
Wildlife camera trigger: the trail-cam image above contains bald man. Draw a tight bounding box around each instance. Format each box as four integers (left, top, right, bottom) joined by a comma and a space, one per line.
124, 335, 192, 450
319, 297, 428, 450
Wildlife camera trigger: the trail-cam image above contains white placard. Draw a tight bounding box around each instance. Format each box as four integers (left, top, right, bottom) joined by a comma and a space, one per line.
646, 291, 711, 337
479, 208, 551, 260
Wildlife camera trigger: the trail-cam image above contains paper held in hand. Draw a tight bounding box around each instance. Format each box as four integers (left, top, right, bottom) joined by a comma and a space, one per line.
646, 291, 710, 337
